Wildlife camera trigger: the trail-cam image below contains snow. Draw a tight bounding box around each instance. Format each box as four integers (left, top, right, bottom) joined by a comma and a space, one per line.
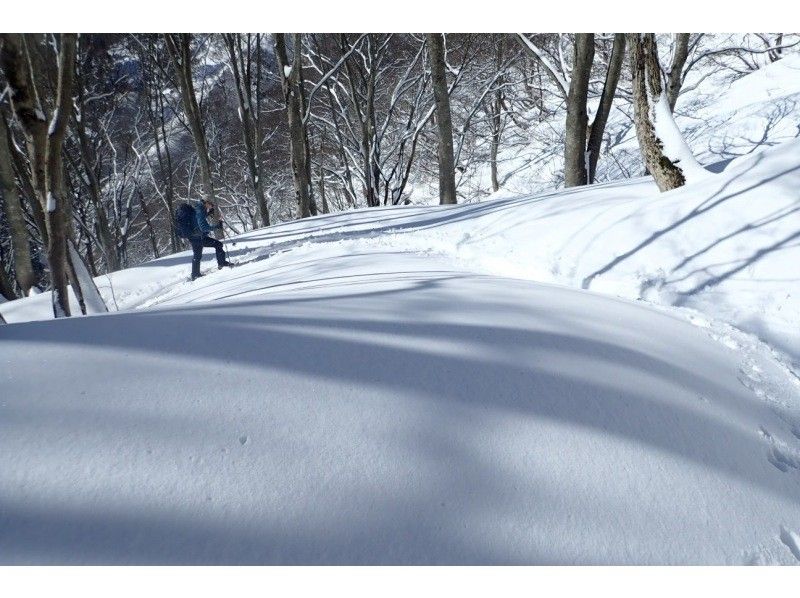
283, 65, 292, 79
652, 91, 708, 182
47, 108, 59, 136
3, 246, 800, 564
2, 50, 800, 565
68, 242, 108, 314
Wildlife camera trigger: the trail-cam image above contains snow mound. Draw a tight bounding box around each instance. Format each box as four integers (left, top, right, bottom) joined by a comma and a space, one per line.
2, 257, 800, 564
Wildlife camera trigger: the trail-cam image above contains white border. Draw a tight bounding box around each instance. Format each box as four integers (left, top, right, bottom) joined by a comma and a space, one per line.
2, 566, 800, 597
0, 1, 798, 32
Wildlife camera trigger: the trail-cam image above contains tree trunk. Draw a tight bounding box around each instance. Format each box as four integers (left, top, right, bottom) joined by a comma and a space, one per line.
164, 34, 217, 205
564, 33, 594, 188
628, 33, 686, 192
1, 33, 76, 316
9, 135, 47, 245
427, 33, 457, 205
0, 112, 35, 295
489, 36, 506, 193
0, 242, 17, 300
44, 34, 78, 317
586, 33, 626, 183
0, 35, 48, 244
223, 33, 270, 227
666, 33, 690, 112
274, 33, 314, 219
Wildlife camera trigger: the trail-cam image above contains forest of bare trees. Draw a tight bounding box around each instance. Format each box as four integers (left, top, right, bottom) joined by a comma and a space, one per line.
0, 32, 796, 316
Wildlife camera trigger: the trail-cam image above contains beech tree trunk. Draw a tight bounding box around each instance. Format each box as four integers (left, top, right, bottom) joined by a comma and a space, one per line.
666, 33, 690, 112
564, 33, 594, 188
0, 112, 35, 295
274, 33, 314, 219
587, 33, 626, 184
628, 33, 686, 192
427, 33, 457, 205
164, 34, 217, 205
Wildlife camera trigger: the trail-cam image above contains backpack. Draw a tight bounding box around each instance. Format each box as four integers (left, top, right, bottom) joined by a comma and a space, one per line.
174, 202, 198, 239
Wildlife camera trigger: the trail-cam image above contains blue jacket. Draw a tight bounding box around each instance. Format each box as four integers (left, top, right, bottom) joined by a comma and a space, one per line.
190, 200, 221, 236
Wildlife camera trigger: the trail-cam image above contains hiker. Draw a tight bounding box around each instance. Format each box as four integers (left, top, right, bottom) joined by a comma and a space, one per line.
174, 199, 232, 280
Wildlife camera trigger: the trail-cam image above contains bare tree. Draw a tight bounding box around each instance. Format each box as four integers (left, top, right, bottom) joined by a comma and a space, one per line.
1, 33, 77, 316
72, 38, 119, 272
223, 33, 270, 227
0, 112, 34, 295
164, 34, 217, 206
427, 33, 457, 204
274, 33, 316, 218
666, 33, 690, 112
628, 33, 702, 192
586, 33, 626, 183
517, 33, 625, 186
564, 33, 594, 187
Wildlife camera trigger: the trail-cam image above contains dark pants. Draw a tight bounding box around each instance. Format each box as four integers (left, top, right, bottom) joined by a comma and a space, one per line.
190, 235, 226, 278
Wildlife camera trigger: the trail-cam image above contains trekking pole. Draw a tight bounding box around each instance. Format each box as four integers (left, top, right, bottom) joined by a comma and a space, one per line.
222, 220, 237, 247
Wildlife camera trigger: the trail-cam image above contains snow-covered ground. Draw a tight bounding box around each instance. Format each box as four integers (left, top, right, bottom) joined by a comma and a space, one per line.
2, 53, 800, 564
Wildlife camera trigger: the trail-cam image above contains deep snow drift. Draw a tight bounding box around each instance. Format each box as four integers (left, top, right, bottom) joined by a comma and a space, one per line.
2, 54, 800, 564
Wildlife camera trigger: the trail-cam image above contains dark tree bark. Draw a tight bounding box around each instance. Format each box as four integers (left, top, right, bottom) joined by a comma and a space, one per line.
666, 33, 690, 112
274, 33, 315, 219
587, 33, 626, 183
164, 34, 217, 205
427, 33, 457, 205
564, 34, 594, 188
628, 33, 686, 192
0, 112, 35, 295
0, 239, 17, 300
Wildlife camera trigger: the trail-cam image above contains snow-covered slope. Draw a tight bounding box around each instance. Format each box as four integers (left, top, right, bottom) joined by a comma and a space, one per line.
489, 50, 800, 196
2, 249, 800, 564
2, 54, 800, 565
